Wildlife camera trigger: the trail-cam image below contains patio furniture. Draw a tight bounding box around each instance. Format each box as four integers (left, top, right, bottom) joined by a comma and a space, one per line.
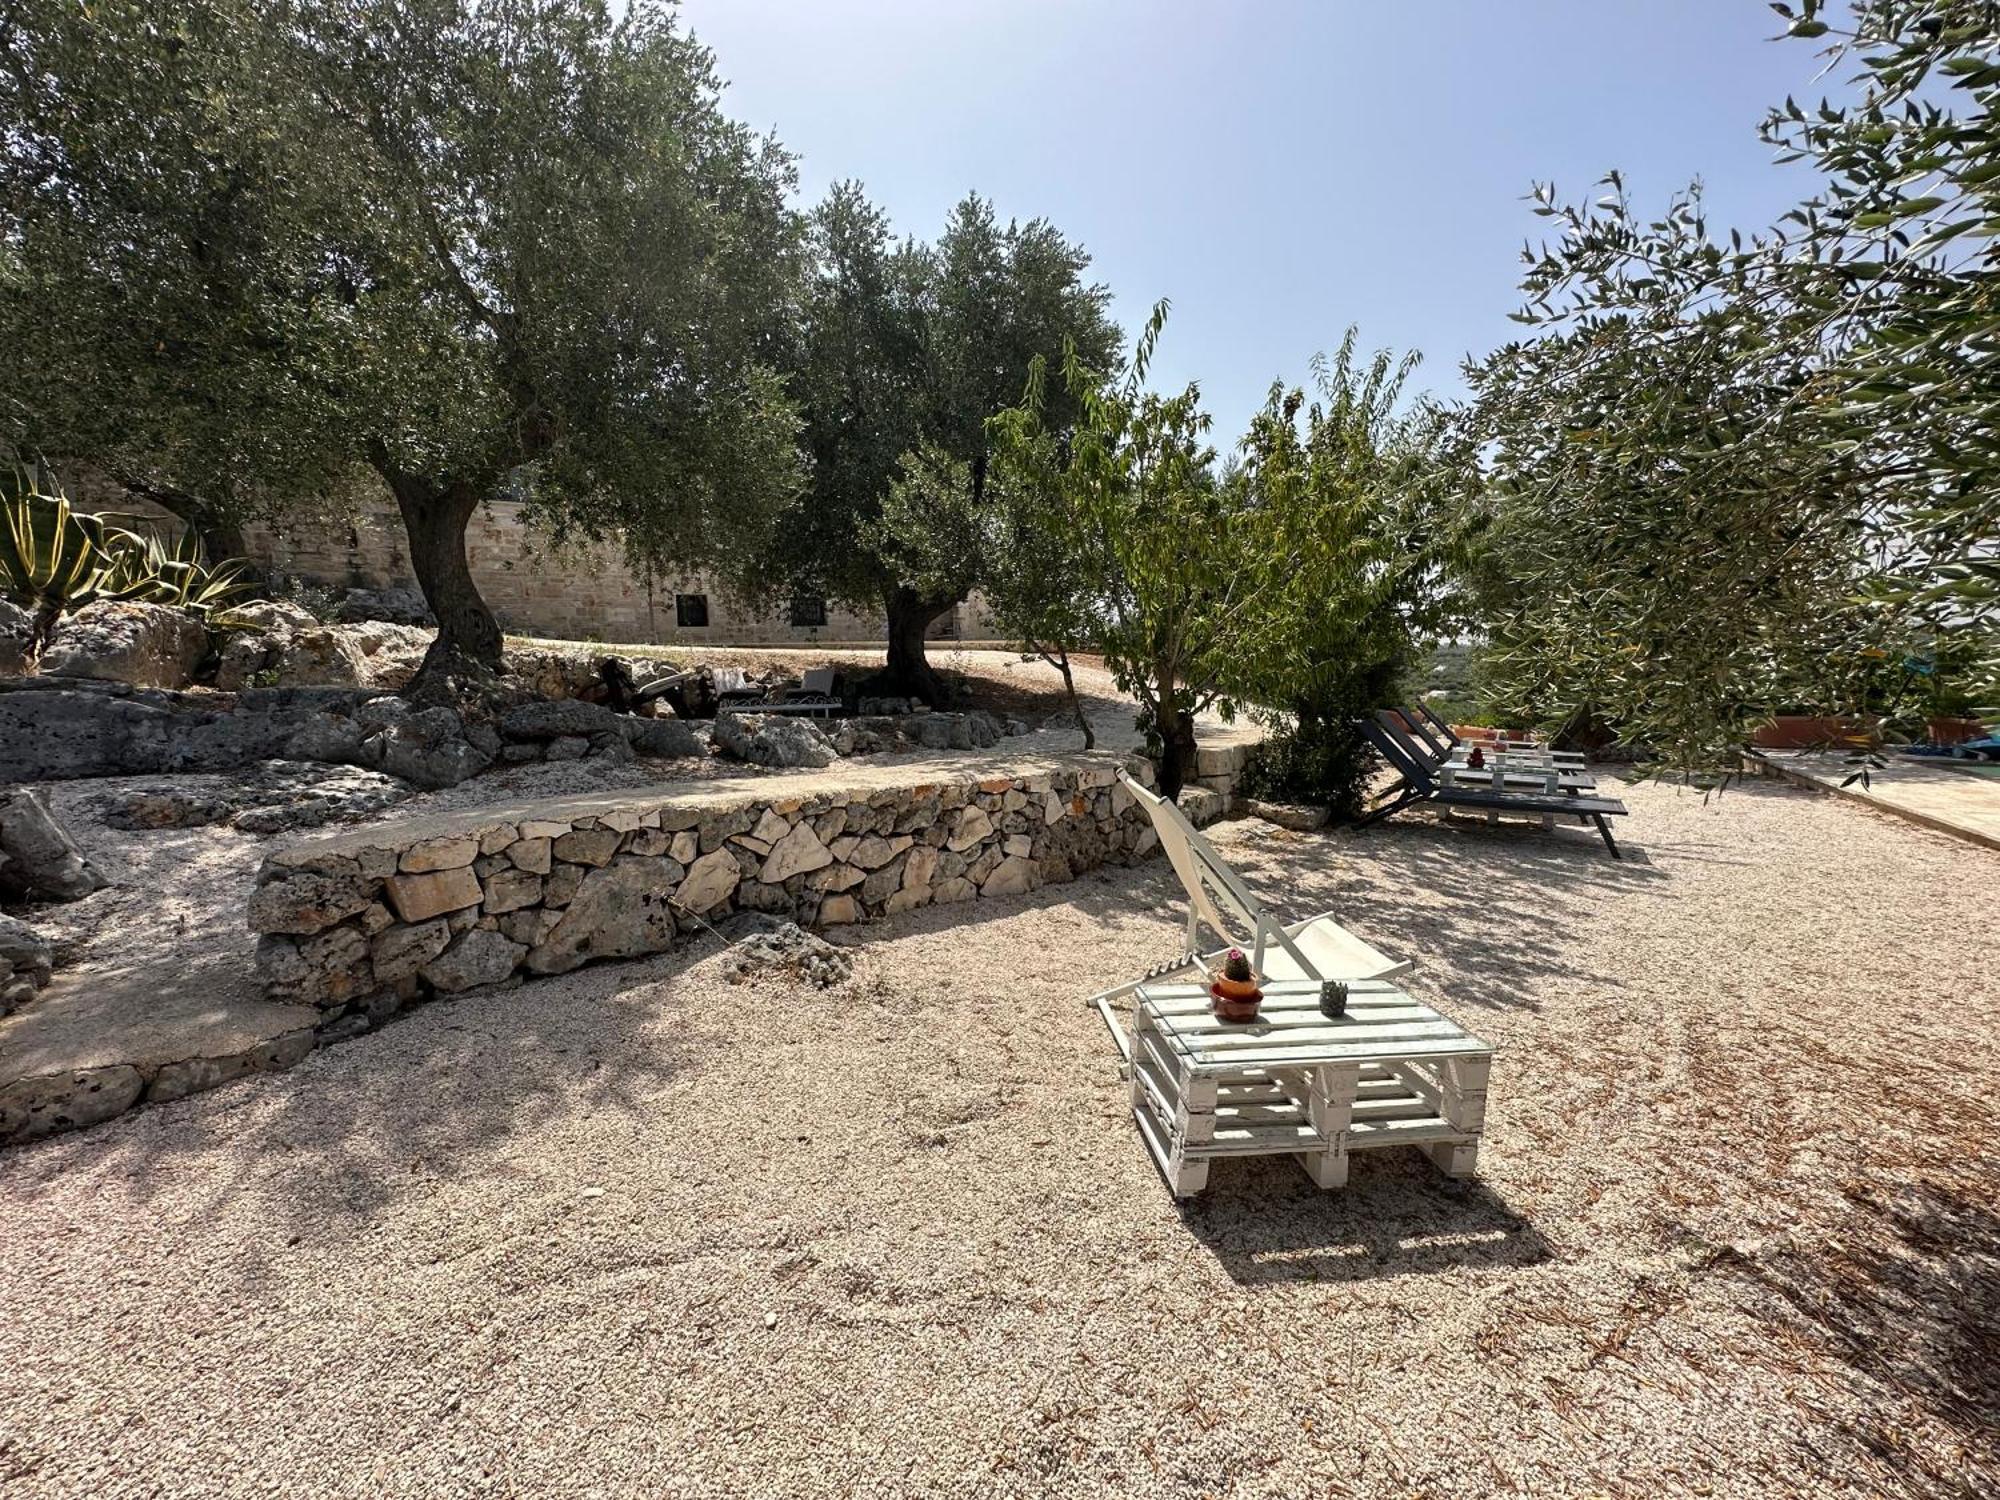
1406, 702, 1587, 770
1128, 975, 1493, 1196
724, 666, 843, 718
1087, 770, 1410, 1060
1379, 711, 1597, 792
1355, 716, 1630, 858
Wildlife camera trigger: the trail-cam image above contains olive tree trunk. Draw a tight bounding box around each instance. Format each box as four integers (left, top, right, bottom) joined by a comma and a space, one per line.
379, 465, 504, 687
881, 585, 957, 705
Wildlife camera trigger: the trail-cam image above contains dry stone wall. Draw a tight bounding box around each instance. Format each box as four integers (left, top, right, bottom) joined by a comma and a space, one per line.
252, 760, 1168, 1029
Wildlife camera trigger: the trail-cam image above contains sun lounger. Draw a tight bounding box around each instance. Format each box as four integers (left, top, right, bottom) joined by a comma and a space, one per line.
1376, 711, 1597, 793
1355, 717, 1629, 858
1407, 703, 1586, 769
1087, 769, 1410, 1061
727, 666, 843, 717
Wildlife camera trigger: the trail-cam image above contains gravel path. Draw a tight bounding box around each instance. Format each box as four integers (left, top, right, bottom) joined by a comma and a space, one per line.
3, 777, 1994, 1498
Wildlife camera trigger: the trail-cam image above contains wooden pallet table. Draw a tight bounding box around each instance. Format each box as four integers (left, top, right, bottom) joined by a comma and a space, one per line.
1128, 977, 1493, 1198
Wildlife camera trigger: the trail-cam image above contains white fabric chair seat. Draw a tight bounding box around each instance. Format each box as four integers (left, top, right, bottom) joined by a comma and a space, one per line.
1254, 916, 1402, 982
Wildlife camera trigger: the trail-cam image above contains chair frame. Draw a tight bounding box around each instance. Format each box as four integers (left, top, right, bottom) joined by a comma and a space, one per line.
1087, 770, 1410, 1059
1354, 717, 1627, 858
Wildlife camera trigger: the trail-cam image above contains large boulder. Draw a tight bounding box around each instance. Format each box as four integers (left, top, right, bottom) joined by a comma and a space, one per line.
0, 911, 53, 1015
356, 698, 490, 789
226, 599, 320, 632
267, 627, 371, 687
499, 699, 620, 741
85, 761, 414, 836
622, 715, 706, 760
334, 585, 433, 626
713, 710, 838, 769
40, 601, 208, 689
0, 788, 107, 902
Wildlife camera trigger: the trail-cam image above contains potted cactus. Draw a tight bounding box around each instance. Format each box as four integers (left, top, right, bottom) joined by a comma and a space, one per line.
1209, 948, 1263, 1022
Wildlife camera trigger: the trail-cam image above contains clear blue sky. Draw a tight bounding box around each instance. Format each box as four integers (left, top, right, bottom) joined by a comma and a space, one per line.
679, 0, 1837, 432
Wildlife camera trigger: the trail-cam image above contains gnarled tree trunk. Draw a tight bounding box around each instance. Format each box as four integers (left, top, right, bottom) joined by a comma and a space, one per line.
881, 585, 957, 705
380, 466, 503, 688
1156, 706, 1199, 802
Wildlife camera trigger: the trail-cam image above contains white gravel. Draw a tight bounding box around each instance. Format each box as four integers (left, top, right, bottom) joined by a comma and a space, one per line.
2, 775, 1995, 1498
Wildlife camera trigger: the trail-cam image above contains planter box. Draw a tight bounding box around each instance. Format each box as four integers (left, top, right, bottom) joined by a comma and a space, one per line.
1750, 714, 1881, 750
1926, 716, 1988, 746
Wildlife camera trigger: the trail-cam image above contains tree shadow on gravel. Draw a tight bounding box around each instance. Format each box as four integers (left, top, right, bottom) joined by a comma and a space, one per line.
1175, 1150, 1551, 1287
896, 812, 1671, 1017
13, 940, 728, 1282
1691, 1163, 2000, 1499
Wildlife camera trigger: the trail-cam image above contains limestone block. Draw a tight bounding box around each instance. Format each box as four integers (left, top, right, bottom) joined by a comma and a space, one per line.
370, 918, 450, 983
248, 870, 375, 935
980, 856, 1039, 898
903, 845, 939, 891
818, 894, 862, 925
674, 849, 741, 914
946, 806, 992, 852
761, 822, 833, 883
401, 833, 481, 872
424, 928, 528, 991
508, 836, 553, 874
552, 827, 620, 867
482, 868, 543, 914
383, 866, 482, 923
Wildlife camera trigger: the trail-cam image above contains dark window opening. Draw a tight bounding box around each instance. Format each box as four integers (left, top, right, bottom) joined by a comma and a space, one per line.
675, 593, 709, 628
789, 595, 827, 628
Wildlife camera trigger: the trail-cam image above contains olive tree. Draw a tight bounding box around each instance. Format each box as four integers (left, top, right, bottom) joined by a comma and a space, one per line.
0, 0, 803, 691
779, 187, 1118, 703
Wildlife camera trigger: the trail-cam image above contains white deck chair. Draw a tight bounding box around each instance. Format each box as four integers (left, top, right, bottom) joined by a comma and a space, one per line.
1088, 770, 1411, 1061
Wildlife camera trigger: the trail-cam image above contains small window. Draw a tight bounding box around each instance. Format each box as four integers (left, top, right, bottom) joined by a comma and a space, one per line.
789, 595, 827, 628
675, 593, 709, 628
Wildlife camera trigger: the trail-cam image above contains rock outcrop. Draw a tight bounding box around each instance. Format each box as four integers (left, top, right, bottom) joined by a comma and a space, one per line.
0, 788, 107, 902
40, 601, 208, 689
713, 710, 838, 768
0, 912, 53, 1014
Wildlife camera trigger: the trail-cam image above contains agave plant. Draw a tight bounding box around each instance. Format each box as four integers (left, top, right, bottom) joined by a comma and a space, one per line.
2, 467, 260, 664
100, 524, 257, 616
0, 468, 126, 660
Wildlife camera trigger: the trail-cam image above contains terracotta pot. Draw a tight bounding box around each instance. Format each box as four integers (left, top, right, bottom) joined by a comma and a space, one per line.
1750, 714, 1882, 750
1210, 974, 1263, 1023
1927, 715, 1988, 746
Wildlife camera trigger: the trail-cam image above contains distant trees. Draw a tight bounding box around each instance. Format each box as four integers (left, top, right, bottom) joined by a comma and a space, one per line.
779, 186, 1119, 703
1, 0, 804, 691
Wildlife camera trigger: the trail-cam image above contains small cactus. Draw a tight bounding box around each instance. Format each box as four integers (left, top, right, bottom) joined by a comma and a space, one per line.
1222, 948, 1253, 984
1319, 979, 1349, 1017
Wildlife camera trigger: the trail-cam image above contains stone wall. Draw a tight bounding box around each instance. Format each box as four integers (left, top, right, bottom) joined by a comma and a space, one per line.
251, 759, 1169, 1032
242, 495, 1005, 646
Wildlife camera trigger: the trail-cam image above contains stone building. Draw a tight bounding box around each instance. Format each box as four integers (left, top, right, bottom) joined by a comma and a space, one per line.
240, 497, 1002, 647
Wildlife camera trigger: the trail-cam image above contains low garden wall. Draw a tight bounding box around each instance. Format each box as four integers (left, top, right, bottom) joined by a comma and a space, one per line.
252, 757, 1197, 1031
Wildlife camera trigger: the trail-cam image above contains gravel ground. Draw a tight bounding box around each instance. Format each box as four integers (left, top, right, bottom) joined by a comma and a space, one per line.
2, 776, 1995, 1499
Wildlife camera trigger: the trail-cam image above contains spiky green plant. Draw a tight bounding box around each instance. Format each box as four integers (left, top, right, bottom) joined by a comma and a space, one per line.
0, 468, 125, 659
100, 524, 257, 616
2, 470, 260, 665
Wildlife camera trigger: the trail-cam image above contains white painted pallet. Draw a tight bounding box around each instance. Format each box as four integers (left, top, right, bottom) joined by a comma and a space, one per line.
1127, 978, 1493, 1197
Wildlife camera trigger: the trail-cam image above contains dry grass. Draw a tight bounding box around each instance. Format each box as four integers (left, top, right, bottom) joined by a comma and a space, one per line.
1, 776, 1995, 1498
